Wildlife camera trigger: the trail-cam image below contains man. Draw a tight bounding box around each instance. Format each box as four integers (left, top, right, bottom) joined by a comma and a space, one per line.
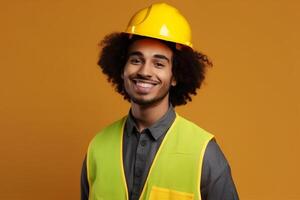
81, 3, 239, 200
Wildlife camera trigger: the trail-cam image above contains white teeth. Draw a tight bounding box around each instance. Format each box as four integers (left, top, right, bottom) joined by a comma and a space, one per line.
136, 81, 153, 88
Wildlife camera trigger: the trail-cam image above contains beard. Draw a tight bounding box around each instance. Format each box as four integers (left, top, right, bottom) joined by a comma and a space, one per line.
129, 87, 170, 106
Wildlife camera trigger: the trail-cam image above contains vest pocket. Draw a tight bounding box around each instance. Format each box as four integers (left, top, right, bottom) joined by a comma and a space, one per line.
149, 186, 194, 200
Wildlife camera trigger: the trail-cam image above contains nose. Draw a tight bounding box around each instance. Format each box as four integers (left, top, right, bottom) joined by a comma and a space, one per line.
137, 61, 152, 78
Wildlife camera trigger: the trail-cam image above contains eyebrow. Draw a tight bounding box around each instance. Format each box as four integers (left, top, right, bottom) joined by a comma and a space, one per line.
127, 51, 170, 63
127, 51, 143, 58
153, 54, 170, 63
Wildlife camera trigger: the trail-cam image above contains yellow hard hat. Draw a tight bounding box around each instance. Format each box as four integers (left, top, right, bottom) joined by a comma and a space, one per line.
124, 3, 193, 48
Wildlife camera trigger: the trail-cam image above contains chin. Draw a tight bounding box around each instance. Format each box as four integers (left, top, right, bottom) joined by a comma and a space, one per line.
131, 97, 155, 106
131, 95, 169, 107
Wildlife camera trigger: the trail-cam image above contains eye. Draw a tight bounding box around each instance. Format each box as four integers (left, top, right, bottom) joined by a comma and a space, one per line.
129, 57, 142, 65
154, 61, 165, 68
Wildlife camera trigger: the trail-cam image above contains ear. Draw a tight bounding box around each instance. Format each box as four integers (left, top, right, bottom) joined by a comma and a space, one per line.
171, 77, 177, 86
121, 73, 124, 79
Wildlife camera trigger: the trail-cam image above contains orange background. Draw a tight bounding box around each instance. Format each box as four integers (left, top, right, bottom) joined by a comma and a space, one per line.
0, 0, 299, 199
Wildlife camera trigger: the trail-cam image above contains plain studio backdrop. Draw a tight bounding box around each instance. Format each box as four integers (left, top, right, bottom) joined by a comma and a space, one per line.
0, 0, 299, 199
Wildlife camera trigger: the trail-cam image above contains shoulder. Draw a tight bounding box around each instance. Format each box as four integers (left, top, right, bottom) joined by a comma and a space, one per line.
204, 139, 229, 166
175, 114, 214, 140
89, 116, 127, 147
97, 116, 126, 135
202, 139, 230, 181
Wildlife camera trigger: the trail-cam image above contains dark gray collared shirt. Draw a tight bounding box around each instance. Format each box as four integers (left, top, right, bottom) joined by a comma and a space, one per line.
81, 106, 239, 200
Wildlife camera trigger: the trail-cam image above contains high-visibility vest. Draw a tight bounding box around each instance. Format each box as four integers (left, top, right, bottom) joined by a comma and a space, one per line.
87, 114, 213, 200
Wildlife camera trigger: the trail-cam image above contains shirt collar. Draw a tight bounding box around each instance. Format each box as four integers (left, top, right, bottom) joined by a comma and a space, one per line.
125, 104, 176, 140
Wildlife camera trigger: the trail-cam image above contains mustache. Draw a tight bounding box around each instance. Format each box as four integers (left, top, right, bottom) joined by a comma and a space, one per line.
129, 74, 160, 84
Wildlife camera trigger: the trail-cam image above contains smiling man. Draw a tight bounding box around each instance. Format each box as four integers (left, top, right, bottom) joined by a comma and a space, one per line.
81, 3, 238, 200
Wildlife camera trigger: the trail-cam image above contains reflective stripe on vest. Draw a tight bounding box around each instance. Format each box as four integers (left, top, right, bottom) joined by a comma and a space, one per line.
87, 114, 213, 200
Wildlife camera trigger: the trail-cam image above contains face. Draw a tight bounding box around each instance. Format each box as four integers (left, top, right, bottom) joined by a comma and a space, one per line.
122, 38, 176, 106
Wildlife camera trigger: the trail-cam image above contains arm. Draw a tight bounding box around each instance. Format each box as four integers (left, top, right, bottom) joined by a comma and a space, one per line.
200, 139, 239, 200
81, 155, 89, 200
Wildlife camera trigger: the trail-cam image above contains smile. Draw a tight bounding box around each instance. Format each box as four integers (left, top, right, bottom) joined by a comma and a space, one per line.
136, 82, 154, 88
131, 79, 159, 93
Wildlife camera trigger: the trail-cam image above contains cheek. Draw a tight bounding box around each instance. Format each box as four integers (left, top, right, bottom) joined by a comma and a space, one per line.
123, 64, 135, 77
122, 65, 130, 79
159, 70, 174, 83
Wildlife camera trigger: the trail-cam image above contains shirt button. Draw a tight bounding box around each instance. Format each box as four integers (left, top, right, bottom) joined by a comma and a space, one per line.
137, 154, 145, 161
140, 140, 147, 146
131, 194, 139, 200
135, 169, 143, 177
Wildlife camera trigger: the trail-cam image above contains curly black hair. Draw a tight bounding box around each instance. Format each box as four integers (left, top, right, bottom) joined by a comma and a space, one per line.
98, 32, 212, 106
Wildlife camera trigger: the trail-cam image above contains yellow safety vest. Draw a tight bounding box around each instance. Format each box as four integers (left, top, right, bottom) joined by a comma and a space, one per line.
87, 114, 213, 200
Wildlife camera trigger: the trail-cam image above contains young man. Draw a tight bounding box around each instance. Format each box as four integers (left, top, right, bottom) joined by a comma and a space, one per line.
81, 3, 239, 200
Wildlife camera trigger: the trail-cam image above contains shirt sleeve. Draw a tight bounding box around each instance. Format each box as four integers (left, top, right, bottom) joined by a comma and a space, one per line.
81, 155, 89, 200
200, 139, 239, 200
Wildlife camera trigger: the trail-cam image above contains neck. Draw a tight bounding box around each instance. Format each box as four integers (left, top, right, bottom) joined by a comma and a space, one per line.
131, 98, 170, 132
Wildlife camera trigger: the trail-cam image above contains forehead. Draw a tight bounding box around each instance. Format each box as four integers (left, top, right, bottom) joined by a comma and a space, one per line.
128, 38, 173, 58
